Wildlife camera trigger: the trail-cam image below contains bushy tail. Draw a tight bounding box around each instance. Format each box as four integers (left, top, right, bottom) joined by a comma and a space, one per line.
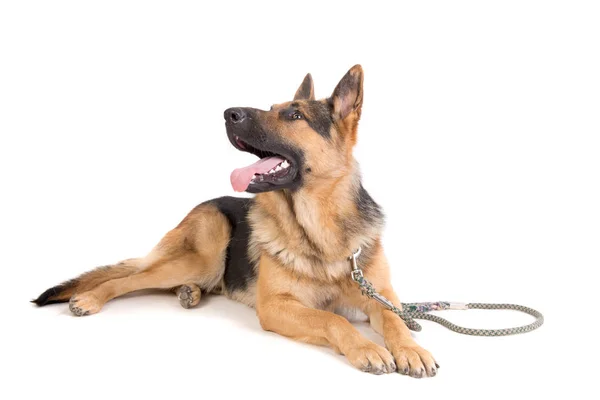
32, 259, 141, 306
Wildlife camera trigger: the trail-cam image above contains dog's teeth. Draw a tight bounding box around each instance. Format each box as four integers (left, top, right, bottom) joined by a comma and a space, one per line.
282, 160, 289, 168
275, 165, 282, 172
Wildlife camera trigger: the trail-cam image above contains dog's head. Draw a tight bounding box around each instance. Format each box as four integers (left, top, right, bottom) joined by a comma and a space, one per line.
224, 65, 364, 193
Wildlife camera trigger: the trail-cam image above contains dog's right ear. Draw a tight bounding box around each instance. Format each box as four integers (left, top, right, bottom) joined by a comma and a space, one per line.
294, 73, 315, 101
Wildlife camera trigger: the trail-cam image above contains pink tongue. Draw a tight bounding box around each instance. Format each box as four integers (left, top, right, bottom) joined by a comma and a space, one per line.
230, 156, 285, 192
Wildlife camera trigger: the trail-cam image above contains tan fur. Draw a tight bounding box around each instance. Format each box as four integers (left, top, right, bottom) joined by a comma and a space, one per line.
255, 252, 396, 374
69, 204, 231, 314
227, 280, 257, 308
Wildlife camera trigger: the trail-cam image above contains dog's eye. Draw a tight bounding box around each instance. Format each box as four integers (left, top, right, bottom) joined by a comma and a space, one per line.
290, 111, 303, 120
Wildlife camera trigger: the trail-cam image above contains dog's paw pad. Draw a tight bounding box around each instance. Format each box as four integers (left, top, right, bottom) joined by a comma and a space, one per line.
177, 284, 201, 309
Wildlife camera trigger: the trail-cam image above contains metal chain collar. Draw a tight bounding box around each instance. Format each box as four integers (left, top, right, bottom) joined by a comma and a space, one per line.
349, 247, 544, 336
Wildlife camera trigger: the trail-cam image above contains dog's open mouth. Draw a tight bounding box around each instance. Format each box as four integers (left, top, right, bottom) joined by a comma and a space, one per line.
229, 135, 294, 192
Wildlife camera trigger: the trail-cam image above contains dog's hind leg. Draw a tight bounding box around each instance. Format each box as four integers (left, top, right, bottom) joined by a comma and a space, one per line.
67, 203, 231, 316
69, 253, 217, 316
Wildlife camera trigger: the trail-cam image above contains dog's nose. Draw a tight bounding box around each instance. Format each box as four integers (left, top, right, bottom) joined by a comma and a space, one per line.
224, 108, 246, 124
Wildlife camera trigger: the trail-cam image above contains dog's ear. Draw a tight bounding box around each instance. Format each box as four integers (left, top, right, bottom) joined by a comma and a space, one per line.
294, 73, 315, 101
329, 65, 364, 121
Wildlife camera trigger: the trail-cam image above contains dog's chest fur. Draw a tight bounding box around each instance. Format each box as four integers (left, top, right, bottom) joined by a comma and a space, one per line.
249, 190, 376, 281
217, 172, 384, 310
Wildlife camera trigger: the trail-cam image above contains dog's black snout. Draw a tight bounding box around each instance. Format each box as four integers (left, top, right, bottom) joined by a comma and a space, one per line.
225, 108, 246, 124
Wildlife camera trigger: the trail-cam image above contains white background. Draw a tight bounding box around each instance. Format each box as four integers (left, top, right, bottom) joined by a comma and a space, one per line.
1, 1, 598, 399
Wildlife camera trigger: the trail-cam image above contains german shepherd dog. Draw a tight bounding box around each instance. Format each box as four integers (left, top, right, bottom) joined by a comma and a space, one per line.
33, 65, 438, 378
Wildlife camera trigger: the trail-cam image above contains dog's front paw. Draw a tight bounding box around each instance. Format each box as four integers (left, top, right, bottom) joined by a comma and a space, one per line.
391, 344, 438, 378
69, 292, 103, 316
177, 284, 201, 309
345, 341, 397, 375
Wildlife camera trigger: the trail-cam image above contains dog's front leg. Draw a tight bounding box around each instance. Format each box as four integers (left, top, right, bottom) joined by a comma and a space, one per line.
368, 288, 438, 378
256, 254, 396, 374
353, 248, 439, 378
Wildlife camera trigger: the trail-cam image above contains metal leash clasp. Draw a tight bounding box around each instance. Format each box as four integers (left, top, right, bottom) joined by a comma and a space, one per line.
349, 247, 363, 282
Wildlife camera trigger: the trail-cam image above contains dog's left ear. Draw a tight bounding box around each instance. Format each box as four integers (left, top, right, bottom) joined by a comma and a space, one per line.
330, 65, 364, 121
294, 73, 315, 101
